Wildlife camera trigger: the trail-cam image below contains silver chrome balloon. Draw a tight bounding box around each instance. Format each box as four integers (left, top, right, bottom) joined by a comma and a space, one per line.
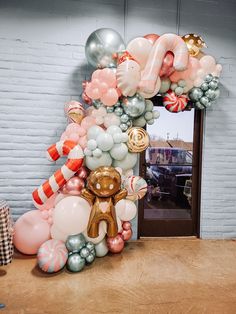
85, 28, 125, 68
121, 94, 145, 118
200, 96, 210, 107
66, 253, 85, 272
189, 88, 203, 101
66, 234, 86, 253
205, 74, 214, 83
208, 80, 218, 90
85, 253, 95, 264
200, 82, 209, 91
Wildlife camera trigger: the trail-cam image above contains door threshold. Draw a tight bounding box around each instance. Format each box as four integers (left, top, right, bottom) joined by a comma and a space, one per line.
139, 236, 198, 241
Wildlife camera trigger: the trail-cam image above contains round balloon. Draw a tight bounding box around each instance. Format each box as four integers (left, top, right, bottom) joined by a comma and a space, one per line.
95, 238, 109, 257
85, 28, 125, 68
66, 253, 85, 272
37, 239, 68, 273
121, 94, 145, 118
115, 199, 137, 221
124, 175, 148, 201
66, 233, 86, 252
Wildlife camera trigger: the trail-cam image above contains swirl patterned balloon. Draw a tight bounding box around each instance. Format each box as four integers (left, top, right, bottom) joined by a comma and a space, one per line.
65, 101, 85, 124
37, 239, 68, 273
126, 127, 149, 153
124, 175, 148, 201
163, 90, 188, 113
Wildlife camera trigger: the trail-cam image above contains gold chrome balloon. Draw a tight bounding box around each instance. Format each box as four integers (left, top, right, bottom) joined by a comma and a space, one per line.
126, 127, 150, 153
182, 34, 207, 57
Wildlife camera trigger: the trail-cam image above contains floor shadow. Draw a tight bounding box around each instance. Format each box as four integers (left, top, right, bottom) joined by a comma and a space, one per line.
0, 269, 7, 277
31, 264, 65, 278
13, 250, 36, 260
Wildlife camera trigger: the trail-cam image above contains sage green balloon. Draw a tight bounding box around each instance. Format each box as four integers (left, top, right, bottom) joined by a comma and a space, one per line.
66, 234, 86, 253
159, 78, 171, 94
86, 242, 95, 252
85, 28, 125, 68
95, 238, 109, 257
133, 116, 146, 127
67, 253, 85, 272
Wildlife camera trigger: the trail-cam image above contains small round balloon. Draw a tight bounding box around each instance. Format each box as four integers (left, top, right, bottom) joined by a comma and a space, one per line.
66, 233, 86, 253
37, 239, 68, 273
121, 94, 146, 118
85, 28, 125, 68
67, 253, 85, 272
126, 127, 150, 153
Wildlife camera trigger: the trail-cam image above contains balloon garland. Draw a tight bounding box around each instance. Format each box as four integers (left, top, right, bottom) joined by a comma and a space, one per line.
13, 28, 222, 274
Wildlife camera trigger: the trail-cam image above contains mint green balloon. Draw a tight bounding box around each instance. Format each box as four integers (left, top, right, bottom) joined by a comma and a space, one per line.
85, 152, 112, 170
110, 143, 128, 161
97, 133, 114, 151
159, 78, 171, 94
87, 125, 104, 140
133, 116, 146, 127
113, 152, 138, 170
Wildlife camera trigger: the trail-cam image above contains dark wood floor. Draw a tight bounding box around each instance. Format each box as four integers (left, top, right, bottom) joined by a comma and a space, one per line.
1, 239, 236, 313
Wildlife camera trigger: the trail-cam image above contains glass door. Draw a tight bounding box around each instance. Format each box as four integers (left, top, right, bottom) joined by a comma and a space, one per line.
138, 104, 203, 237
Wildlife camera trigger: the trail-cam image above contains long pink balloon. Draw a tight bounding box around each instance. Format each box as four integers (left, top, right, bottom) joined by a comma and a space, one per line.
139, 33, 189, 94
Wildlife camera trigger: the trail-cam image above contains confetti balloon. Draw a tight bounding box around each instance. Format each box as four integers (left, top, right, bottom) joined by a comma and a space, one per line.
163, 90, 188, 113
37, 239, 68, 273
65, 101, 85, 124
124, 175, 148, 201
126, 127, 150, 153
182, 34, 207, 57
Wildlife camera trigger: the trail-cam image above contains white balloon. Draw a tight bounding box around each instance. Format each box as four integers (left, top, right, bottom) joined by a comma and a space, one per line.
95, 238, 109, 257
53, 196, 91, 235
87, 125, 104, 140
107, 125, 122, 135
103, 113, 120, 128
85, 152, 112, 170
50, 224, 68, 242
83, 221, 107, 244
115, 199, 137, 221
54, 193, 70, 206
113, 152, 138, 170
110, 143, 128, 161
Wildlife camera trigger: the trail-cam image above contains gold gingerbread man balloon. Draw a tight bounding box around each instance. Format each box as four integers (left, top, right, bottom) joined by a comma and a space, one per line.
81, 166, 127, 238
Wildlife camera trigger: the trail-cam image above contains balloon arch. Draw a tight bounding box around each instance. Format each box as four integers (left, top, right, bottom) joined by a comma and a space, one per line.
13, 29, 222, 273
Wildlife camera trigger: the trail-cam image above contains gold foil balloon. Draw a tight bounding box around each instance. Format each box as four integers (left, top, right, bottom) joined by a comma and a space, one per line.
182, 34, 207, 57
126, 127, 150, 153
81, 166, 127, 238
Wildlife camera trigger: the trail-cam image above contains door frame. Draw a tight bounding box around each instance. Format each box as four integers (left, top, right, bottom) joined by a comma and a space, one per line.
138, 103, 204, 238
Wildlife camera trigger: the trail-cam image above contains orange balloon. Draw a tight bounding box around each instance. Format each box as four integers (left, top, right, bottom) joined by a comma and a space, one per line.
143, 33, 160, 45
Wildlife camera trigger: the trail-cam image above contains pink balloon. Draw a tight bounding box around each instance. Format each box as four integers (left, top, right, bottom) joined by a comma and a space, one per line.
81, 116, 96, 130
66, 123, 81, 134
100, 82, 109, 94
89, 87, 101, 100
107, 234, 124, 253
60, 132, 68, 141
144, 33, 160, 45
121, 228, 133, 241
91, 69, 102, 80
160, 52, 175, 78
122, 221, 132, 231
99, 68, 117, 87
13, 210, 51, 255
33, 193, 57, 211
76, 166, 88, 180
101, 88, 119, 107
199, 55, 216, 72
79, 135, 87, 149
61, 176, 85, 195
41, 210, 49, 220
170, 57, 200, 82
69, 133, 80, 143
82, 92, 92, 105
77, 126, 86, 137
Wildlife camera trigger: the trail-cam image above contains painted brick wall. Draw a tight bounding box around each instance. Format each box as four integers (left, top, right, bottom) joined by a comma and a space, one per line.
0, 0, 236, 238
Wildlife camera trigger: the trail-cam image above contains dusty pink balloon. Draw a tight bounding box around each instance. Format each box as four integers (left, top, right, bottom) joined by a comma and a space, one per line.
159, 52, 175, 78
121, 228, 132, 241
61, 176, 85, 195
76, 166, 88, 180
122, 221, 132, 231
107, 234, 124, 253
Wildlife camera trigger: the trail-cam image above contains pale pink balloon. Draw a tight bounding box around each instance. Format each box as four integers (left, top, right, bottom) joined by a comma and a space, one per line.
41, 210, 49, 220
194, 78, 203, 87
122, 221, 132, 231
159, 52, 175, 78
79, 135, 87, 149
33, 193, 57, 211
13, 210, 51, 255
91, 69, 102, 80
200, 55, 216, 72
61, 176, 85, 195
127, 37, 153, 70
89, 87, 101, 100
69, 133, 80, 143
100, 82, 109, 94
121, 228, 132, 241
99, 68, 117, 87
91, 78, 101, 89
77, 126, 86, 137
60, 132, 68, 141
54, 193, 69, 206
66, 123, 81, 134
107, 234, 124, 253
101, 88, 119, 107
144, 33, 160, 45
170, 57, 200, 82
81, 116, 96, 130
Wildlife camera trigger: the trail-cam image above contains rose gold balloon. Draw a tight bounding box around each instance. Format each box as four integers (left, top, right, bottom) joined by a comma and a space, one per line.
61, 177, 85, 195
122, 221, 132, 231
82, 92, 92, 105
160, 52, 175, 78
107, 234, 124, 253
121, 228, 133, 241
76, 166, 88, 180
144, 33, 160, 45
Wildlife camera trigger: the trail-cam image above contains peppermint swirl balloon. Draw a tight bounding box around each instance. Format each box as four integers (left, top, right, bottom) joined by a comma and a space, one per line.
126, 127, 149, 153
37, 239, 68, 273
124, 175, 148, 201
163, 90, 188, 113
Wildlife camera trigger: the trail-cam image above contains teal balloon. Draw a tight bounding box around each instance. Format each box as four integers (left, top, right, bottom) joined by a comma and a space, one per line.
200, 82, 209, 91
85, 28, 125, 68
189, 88, 203, 101
147, 119, 154, 125
95, 238, 108, 257
122, 94, 145, 118
113, 133, 123, 144
87, 125, 104, 140
113, 152, 138, 170
114, 107, 123, 116
205, 74, 214, 83
86, 253, 95, 264
92, 100, 103, 109
67, 253, 85, 272
80, 247, 90, 258
212, 76, 220, 84
110, 143, 128, 161
97, 133, 114, 151
66, 234, 86, 253
208, 80, 218, 90
85, 152, 112, 170
120, 114, 129, 123
87, 139, 97, 150
153, 111, 160, 119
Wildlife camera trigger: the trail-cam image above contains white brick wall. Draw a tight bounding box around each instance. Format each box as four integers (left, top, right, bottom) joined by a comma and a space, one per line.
0, 0, 236, 238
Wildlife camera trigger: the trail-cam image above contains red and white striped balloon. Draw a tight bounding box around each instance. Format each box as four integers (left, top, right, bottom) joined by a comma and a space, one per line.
32, 140, 84, 205
37, 239, 68, 273
163, 90, 188, 113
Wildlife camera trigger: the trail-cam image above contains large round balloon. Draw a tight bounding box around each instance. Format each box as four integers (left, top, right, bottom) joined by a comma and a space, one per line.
52, 196, 91, 236
85, 28, 125, 68
37, 239, 68, 273
13, 210, 51, 255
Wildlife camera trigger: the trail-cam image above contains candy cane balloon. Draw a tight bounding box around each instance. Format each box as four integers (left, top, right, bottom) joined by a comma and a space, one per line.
32, 140, 84, 205
139, 33, 189, 94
